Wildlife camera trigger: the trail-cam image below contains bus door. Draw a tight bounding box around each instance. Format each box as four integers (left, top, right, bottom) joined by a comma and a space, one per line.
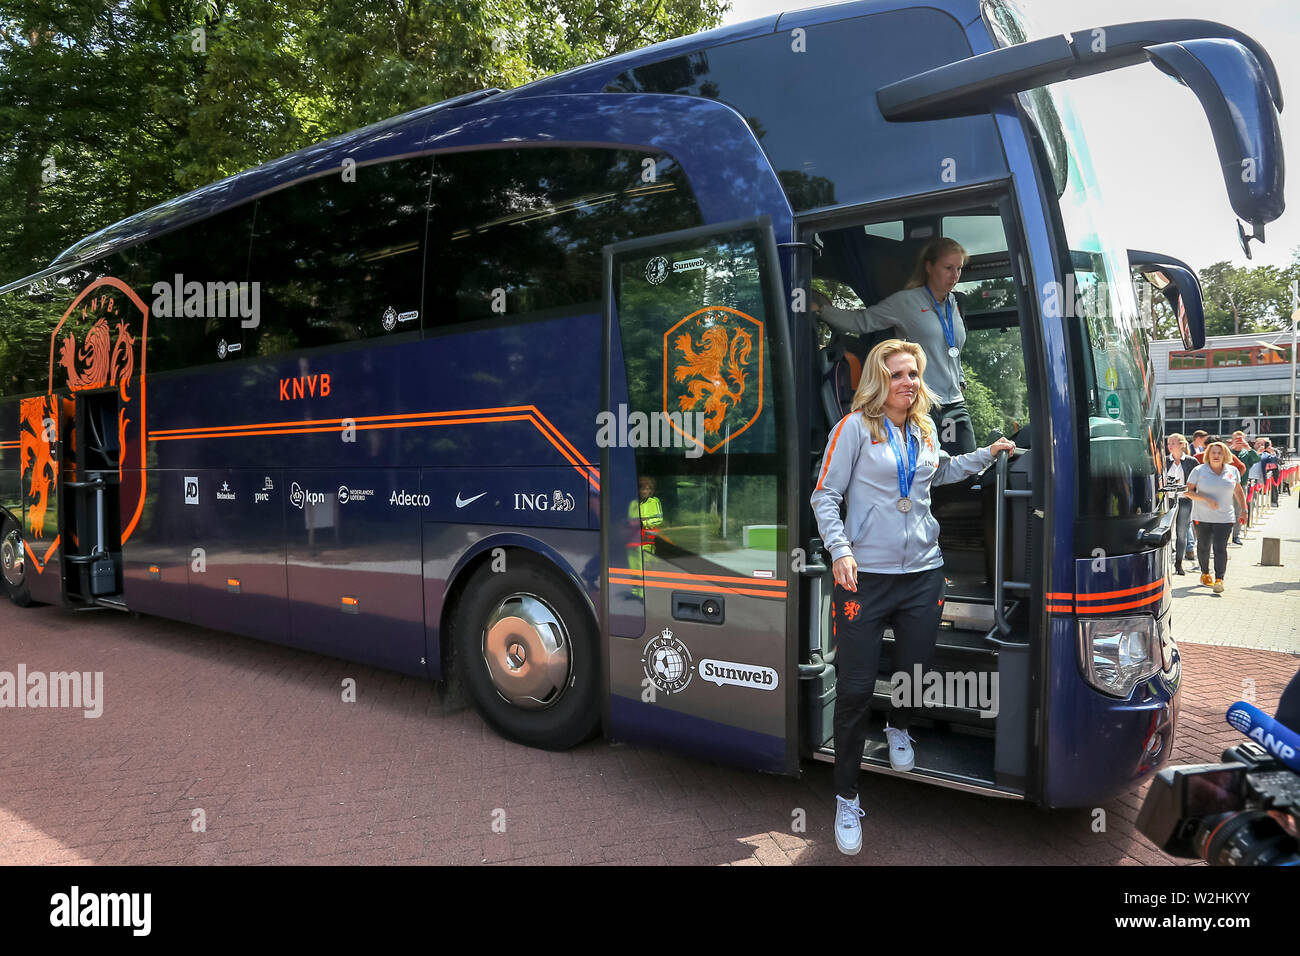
61, 387, 126, 605
601, 218, 799, 775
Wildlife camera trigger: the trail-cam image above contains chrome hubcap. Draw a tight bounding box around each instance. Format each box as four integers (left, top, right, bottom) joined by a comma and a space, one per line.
482, 593, 570, 710
1, 530, 24, 588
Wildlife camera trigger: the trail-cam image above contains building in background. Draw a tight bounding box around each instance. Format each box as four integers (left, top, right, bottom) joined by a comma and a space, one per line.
1153, 332, 1298, 452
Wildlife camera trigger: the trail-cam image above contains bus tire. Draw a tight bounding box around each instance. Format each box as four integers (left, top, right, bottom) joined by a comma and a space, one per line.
1, 516, 34, 607
452, 556, 600, 750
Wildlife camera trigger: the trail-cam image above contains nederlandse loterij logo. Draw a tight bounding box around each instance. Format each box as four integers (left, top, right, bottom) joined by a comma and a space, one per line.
642, 628, 694, 695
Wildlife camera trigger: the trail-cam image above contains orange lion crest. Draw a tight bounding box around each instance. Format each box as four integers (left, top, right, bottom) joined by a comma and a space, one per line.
19, 396, 56, 538
57, 316, 135, 397
663, 306, 764, 454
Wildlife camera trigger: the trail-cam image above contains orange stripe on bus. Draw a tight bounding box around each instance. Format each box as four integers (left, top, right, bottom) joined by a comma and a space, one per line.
607, 575, 786, 599
1045, 592, 1073, 600
816, 418, 848, 491
147, 405, 600, 491
146, 404, 539, 436
1075, 589, 1166, 614
609, 567, 786, 588
1045, 604, 1074, 613
1075, 579, 1163, 602
25, 535, 60, 574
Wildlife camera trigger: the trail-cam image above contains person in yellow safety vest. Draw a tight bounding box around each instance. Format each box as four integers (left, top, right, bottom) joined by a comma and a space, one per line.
626, 477, 664, 596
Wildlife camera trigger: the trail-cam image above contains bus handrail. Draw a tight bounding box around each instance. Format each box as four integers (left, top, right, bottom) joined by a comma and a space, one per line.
992, 449, 1032, 639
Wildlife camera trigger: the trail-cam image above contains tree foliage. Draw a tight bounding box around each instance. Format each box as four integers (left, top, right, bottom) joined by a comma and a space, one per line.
0, 0, 729, 285
1142, 248, 1300, 341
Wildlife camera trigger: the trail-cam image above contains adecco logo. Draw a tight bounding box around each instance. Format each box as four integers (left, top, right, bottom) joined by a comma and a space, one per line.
389, 489, 430, 507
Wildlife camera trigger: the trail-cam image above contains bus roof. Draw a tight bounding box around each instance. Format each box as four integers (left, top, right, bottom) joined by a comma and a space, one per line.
16, 0, 984, 290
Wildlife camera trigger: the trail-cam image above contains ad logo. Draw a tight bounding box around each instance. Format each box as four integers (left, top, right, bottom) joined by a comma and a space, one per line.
382, 306, 397, 332
699, 658, 779, 691
184, 476, 199, 505
513, 491, 576, 512
289, 482, 305, 509
456, 491, 486, 508
642, 628, 694, 695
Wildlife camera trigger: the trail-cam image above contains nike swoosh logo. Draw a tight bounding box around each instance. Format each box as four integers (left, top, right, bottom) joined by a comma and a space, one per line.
455, 492, 487, 508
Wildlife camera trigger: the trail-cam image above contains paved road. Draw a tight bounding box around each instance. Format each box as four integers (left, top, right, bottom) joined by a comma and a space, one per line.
1171, 487, 1300, 654
0, 498, 1296, 865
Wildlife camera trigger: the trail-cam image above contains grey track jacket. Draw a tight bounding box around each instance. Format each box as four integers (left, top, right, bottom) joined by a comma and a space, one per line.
811, 412, 994, 573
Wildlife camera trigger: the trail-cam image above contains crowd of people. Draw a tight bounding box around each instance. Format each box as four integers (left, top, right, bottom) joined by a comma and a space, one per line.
1163, 427, 1293, 592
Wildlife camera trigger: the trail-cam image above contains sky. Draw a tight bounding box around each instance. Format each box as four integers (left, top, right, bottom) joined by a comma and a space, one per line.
719, 0, 1299, 276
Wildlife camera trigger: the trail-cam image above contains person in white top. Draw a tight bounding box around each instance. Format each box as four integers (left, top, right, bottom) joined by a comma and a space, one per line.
1164, 433, 1195, 575
1185, 441, 1247, 593
810, 237, 977, 454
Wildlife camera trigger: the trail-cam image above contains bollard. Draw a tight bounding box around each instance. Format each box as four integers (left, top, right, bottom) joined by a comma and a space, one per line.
1261, 537, 1282, 567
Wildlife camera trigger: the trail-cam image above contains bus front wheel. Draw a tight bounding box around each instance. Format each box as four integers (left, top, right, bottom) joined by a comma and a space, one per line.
1, 516, 34, 607
452, 557, 600, 750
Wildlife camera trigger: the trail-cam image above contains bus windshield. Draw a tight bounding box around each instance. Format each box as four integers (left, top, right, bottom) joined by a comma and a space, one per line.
991, 0, 1163, 517
1048, 85, 1163, 517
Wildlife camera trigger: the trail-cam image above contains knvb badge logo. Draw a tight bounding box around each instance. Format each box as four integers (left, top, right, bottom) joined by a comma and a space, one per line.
665, 307, 764, 454
25, 278, 150, 548
645, 256, 669, 286
641, 628, 694, 695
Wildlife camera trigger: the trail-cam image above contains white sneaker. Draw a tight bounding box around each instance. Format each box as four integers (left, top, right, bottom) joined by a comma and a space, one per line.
834, 794, 865, 855
884, 725, 916, 772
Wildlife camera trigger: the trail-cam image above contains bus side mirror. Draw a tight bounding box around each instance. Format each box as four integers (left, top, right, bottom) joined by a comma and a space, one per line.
1129, 250, 1205, 350
1144, 39, 1285, 234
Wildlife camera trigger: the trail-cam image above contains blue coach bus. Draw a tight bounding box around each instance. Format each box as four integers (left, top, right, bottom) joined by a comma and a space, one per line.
0, 0, 1285, 806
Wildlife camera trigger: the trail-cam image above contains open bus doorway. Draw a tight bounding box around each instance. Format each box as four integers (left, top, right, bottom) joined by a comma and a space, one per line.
801, 199, 1040, 797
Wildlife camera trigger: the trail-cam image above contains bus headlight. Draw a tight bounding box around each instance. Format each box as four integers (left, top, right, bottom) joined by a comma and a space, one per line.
1077, 615, 1160, 698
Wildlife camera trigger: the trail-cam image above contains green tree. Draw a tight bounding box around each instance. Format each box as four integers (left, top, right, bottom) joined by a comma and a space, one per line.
959, 371, 1002, 446
0, 0, 729, 286
1197, 256, 1298, 337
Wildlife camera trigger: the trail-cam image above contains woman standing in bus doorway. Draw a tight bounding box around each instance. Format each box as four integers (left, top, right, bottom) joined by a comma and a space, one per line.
811, 339, 1014, 856
810, 238, 977, 455
1164, 433, 1196, 575
1184, 441, 1247, 594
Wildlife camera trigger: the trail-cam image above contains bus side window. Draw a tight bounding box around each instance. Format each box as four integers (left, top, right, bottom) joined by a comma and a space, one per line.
134, 206, 256, 374
422, 147, 703, 330
247, 157, 433, 356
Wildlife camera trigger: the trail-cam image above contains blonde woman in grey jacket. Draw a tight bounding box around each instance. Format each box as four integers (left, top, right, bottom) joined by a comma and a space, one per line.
811, 338, 1013, 855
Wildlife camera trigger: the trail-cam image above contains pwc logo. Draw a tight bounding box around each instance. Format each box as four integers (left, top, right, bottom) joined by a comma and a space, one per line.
279, 373, 331, 401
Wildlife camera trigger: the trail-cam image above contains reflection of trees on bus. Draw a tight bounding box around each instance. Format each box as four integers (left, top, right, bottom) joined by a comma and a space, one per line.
617, 236, 782, 569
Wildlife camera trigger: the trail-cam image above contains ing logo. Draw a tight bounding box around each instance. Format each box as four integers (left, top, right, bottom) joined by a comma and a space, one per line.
664, 306, 764, 454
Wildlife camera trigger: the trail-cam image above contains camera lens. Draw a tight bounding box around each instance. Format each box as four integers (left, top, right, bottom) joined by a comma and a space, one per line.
1195, 810, 1300, 866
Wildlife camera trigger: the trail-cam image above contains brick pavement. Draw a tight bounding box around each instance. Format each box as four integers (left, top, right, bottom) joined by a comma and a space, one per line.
1171, 485, 1300, 654
0, 570, 1295, 865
